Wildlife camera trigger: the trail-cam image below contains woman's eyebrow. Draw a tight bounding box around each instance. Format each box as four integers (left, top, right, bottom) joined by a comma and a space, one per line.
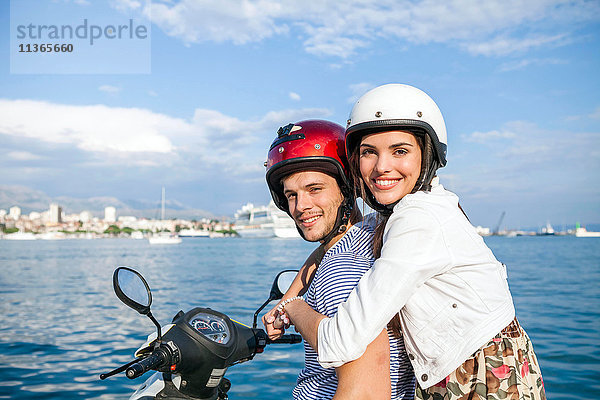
390, 142, 413, 148
360, 142, 413, 148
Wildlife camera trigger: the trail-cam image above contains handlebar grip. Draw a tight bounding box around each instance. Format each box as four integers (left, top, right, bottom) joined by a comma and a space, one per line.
125, 349, 167, 379
271, 334, 302, 344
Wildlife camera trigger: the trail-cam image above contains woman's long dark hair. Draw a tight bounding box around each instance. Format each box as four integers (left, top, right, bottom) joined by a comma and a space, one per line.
349, 131, 437, 256
348, 130, 437, 336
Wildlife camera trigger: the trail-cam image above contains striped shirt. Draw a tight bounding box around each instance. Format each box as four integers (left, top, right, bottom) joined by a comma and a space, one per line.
293, 218, 415, 400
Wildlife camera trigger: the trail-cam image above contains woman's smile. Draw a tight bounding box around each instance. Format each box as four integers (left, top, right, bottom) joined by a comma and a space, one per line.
372, 178, 401, 190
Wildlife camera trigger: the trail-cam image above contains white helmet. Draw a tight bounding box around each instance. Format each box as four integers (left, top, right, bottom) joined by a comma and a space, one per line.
346, 84, 447, 167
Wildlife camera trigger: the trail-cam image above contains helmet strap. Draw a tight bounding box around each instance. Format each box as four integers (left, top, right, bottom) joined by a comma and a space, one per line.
364, 188, 395, 216
319, 197, 353, 246
290, 198, 352, 243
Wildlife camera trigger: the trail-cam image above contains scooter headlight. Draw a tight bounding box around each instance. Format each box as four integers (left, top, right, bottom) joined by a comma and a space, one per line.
188, 312, 231, 345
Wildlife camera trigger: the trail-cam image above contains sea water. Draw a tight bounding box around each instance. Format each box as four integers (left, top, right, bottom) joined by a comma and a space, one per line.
0, 236, 598, 399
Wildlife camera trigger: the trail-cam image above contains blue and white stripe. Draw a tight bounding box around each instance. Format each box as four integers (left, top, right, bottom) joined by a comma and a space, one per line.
293, 219, 415, 400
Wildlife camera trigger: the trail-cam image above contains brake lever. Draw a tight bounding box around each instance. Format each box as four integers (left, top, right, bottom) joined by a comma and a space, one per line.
100, 357, 144, 380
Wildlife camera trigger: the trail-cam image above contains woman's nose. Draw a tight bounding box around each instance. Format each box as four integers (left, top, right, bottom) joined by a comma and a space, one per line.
375, 153, 392, 174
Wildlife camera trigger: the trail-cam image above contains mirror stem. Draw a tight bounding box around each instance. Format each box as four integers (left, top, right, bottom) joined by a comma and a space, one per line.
253, 296, 274, 329
147, 311, 162, 342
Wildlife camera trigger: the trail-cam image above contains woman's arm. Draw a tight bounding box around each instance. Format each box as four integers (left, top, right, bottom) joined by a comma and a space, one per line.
333, 329, 391, 400
288, 207, 450, 367
284, 298, 324, 351
283, 301, 392, 399
262, 244, 324, 339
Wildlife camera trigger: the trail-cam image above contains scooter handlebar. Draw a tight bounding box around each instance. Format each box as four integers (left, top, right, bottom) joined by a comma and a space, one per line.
125, 349, 168, 379
270, 334, 302, 344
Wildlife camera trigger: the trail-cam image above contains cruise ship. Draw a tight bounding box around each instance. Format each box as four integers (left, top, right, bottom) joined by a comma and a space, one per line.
233, 201, 300, 238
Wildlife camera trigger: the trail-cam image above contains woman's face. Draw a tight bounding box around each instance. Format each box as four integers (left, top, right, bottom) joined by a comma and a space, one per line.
359, 130, 422, 205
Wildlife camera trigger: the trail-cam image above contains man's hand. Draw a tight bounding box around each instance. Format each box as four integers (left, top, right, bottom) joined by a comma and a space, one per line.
262, 302, 290, 340
261, 244, 322, 340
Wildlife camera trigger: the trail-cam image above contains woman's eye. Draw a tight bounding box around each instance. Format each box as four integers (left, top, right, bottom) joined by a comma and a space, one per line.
286, 193, 296, 200
360, 148, 375, 156
394, 148, 408, 156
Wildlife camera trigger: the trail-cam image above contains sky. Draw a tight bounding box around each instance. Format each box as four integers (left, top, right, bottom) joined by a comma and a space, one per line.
1, 0, 599, 229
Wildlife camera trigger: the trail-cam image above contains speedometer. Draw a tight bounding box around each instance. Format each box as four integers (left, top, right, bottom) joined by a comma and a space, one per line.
189, 312, 231, 344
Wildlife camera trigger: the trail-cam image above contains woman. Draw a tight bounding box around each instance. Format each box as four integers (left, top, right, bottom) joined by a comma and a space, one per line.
276, 84, 546, 399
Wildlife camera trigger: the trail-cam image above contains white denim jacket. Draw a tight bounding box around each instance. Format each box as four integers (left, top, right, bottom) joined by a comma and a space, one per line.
317, 178, 515, 389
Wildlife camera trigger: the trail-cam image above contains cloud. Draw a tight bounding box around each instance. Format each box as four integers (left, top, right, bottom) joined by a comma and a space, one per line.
348, 82, 375, 104
110, 0, 143, 12
98, 85, 122, 94
460, 120, 600, 170
0, 98, 331, 174
463, 34, 569, 57
565, 105, 600, 122
6, 151, 42, 161
498, 57, 568, 72
289, 92, 301, 101
0, 99, 182, 154
148, 0, 289, 45
446, 120, 600, 223
463, 129, 517, 143
118, 0, 600, 57
147, 90, 158, 97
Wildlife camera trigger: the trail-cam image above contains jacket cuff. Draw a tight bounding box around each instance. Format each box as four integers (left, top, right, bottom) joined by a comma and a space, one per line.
316, 317, 345, 368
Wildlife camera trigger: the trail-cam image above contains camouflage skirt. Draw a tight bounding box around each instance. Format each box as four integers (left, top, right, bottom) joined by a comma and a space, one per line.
415, 318, 546, 400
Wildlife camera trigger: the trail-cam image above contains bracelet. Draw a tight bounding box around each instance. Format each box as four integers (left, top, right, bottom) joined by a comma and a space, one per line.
276, 296, 303, 314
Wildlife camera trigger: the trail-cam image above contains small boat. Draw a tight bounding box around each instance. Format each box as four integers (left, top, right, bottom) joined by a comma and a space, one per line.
539, 222, 555, 236
39, 231, 67, 240
148, 233, 182, 244
4, 232, 37, 240
131, 231, 144, 240
178, 228, 209, 238
575, 223, 600, 238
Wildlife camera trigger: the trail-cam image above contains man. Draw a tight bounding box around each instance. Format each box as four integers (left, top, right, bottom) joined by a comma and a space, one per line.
263, 120, 414, 399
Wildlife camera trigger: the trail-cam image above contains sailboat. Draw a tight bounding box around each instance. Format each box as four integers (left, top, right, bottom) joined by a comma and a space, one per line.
148, 187, 182, 245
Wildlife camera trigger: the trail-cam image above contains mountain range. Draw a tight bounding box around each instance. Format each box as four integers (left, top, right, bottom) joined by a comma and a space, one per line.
0, 185, 215, 220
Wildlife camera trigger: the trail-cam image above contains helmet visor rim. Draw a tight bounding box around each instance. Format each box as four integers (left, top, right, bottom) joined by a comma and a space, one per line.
346, 119, 447, 167
266, 156, 352, 213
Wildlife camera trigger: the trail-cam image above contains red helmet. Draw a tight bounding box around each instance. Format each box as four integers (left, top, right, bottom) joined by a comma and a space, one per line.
266, 120, 351, 213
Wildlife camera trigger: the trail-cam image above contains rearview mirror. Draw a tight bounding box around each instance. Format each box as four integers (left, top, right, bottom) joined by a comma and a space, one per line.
113, 266, 152, 315
253, 269, 299, 328
271, 270, 298, 301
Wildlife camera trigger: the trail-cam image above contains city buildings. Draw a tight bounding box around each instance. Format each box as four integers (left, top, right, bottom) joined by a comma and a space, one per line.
0, 203, 231, 239
49, 203, 62, 224
104, 206, 116, 223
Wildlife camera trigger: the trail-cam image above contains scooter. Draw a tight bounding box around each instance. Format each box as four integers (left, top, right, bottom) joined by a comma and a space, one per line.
100, 266, 302, 400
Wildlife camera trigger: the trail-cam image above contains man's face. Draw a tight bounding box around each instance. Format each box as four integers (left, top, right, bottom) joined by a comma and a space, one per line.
282, 171, 344, 242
